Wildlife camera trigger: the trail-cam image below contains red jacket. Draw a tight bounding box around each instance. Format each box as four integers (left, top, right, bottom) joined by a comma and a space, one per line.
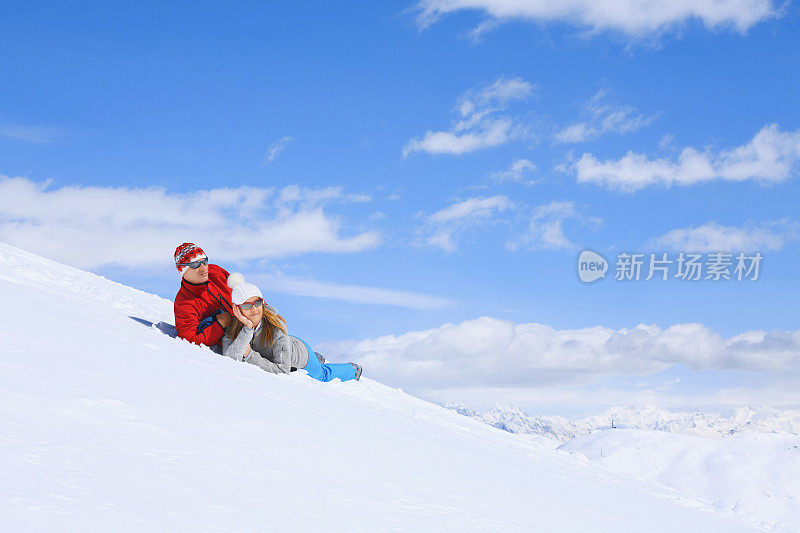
174, 264, 234, 347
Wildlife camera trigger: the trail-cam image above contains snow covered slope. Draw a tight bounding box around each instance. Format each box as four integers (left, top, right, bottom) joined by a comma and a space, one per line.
445, 403, 800, 529
0, 242, 763, 531
560, 430, 800, 530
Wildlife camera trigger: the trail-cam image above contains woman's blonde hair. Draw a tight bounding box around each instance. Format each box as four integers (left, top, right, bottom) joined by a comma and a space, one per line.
226, 304, 287, 347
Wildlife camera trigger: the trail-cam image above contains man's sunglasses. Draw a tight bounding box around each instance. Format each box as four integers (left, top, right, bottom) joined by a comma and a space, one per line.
179, 257, 209, 269
239, 298, 263, 310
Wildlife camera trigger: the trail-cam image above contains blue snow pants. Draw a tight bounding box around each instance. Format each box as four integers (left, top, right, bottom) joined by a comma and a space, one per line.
293, 336, 357, 382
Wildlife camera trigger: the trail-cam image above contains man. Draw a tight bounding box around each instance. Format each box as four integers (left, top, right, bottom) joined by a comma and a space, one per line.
173, 242, 234, 348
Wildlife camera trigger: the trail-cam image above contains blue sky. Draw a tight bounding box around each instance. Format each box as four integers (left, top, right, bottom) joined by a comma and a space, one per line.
2, 1, 799, 415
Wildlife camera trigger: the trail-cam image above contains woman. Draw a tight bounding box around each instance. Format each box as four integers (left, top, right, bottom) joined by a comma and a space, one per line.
222, 274, 361, 382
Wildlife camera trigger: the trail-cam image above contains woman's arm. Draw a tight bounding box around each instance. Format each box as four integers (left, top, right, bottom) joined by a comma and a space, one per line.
244, 350, 286, 374
228, 324, 291, 374
221, 326, 255, 362
222, 322, 292, 374
267, 329, 294, 374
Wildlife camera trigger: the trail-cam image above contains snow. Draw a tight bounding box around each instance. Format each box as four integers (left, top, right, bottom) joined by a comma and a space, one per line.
0, 241, 765, 531
560, 430, 800, 531
444, 394, 800, 529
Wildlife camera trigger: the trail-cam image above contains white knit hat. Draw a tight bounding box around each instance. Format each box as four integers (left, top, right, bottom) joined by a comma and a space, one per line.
227, 273, 263, 305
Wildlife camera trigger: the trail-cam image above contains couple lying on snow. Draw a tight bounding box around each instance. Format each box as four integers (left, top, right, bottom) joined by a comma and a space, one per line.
172, 242, 362, 383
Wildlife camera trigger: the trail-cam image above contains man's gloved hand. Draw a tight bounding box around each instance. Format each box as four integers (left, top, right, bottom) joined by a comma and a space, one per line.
197, 308, 230, 333
197, 314, 217, 333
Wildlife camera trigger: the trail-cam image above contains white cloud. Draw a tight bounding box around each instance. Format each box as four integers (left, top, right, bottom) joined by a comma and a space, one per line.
403, 120, 514, 156
0, 124, 61, 143
423, 195, 513, 252
555, 90, 654, 143
263, 136, 295, 163
414, 0, 780, 38
573, 124, 800, 192
319, 316, 800, 391
507, 200, 601, 251
489, 159, 538, 185
428, 195, 511, 224
276, 184, 371, 206
555, 124, 592, 144
249, 272, 454, 310
0, 176, 379, 270
652, 220, 800, 252
403, 78, 534, 156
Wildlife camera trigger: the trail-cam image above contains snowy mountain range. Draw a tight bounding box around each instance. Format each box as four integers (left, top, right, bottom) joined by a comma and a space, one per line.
443, 402, 800, 441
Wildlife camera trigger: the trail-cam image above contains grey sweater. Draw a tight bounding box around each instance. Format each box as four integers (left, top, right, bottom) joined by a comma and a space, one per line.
221, 321, 310, 374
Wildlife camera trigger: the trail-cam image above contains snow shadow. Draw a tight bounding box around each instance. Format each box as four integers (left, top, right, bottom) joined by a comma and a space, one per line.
129, 316, 178, 338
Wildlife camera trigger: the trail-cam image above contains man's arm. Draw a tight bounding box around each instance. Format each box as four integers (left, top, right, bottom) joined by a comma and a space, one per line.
174, 301, 225, 346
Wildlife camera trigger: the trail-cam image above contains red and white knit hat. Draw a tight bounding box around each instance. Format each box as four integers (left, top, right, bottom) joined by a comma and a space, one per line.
174, 243, 207, 275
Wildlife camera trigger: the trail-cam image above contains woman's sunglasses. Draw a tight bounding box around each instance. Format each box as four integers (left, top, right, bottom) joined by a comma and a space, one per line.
179, 257, 209, 269
239, 298, 263, 310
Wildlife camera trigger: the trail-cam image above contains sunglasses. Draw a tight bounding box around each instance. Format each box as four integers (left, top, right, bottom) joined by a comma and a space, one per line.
239, 298, 263, 310
179, 257, 208, 269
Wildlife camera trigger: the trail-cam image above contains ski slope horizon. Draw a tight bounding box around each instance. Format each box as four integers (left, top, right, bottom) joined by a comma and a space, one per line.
0, 240, 768, 531
443, 402, 800, 442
